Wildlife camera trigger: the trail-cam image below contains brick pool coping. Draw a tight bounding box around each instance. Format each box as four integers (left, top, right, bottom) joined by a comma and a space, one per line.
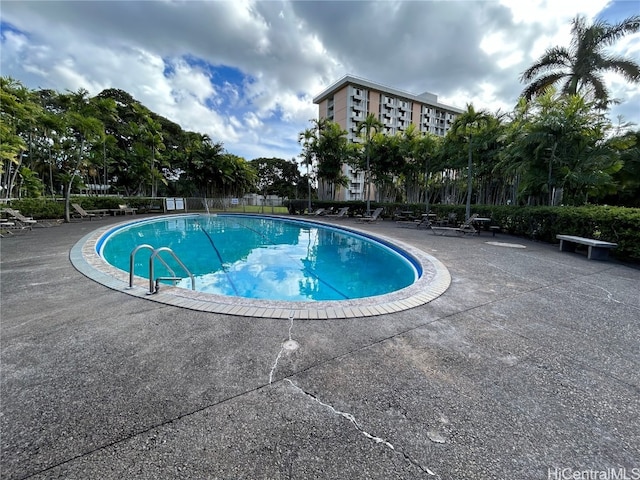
70, 214, 451, 319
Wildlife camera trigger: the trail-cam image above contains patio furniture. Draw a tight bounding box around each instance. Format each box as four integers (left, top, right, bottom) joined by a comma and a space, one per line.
113, 204, 138, 215
71, 203, 99, 221
356, 207, 384, 223
556, 234, 617, 261
326, 207, 349, 219
431, 213, 479, 236
2, 208, 46, 228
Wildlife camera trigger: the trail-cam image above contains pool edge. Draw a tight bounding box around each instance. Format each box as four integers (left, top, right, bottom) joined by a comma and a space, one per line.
70, 214, 451, 319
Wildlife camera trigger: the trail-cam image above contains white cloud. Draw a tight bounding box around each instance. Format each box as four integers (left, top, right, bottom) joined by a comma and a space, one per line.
499, 0, 610, 24
243, 112, 262, 130
1, 0, 638, 162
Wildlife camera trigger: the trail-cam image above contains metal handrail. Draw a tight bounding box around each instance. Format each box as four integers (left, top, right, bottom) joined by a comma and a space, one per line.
149, 247, 195, 294
129, 245, 177, 288
128, 245, 195, 294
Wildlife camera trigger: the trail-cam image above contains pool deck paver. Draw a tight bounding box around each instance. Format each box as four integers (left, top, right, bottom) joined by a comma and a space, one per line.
1, 214, 639, 480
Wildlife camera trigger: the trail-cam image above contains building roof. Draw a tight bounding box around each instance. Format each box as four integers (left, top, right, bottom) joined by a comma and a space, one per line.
312, 74, 464, 113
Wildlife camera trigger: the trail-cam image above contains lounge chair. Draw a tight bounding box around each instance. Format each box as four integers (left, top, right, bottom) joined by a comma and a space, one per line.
457, 213, 479, 235
115, 204, 137, 215
396, 214, 433, 229
431, 213, 479, 236
0, 220, 31, 235
2, 207, 46, 228
356, 207, 384, 223
326, 207, 349, 219
71, 203, 99, 221
311, 208, 327, 216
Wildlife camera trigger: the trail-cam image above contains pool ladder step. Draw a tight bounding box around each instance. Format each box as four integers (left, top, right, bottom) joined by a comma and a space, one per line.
129, 245, 195, 294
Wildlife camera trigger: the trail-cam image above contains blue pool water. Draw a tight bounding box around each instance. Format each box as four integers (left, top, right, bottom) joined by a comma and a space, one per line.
98, 215, 420, 301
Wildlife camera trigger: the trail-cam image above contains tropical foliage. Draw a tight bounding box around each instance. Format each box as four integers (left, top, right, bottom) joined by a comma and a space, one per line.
520, 14, 640, 109
249, 157, 301, 200
2, 12, 639, 220
302, 92, 637, 210
300, 14, 640, 210
0, 80, 270, 221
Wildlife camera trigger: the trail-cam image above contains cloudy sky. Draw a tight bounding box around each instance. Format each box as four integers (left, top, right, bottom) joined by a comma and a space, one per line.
2, 0, 639, 162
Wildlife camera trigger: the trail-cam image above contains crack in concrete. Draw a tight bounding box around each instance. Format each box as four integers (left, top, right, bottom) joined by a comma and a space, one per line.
269, 314, 295, 384
483, 261, 546, 285
284, 379, 437, 477
587, 282, 640, 310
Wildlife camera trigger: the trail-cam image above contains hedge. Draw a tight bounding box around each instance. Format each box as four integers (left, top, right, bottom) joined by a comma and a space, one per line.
287, 201, 640, 261
6, 197, 165, 218
8, 198, 640, 261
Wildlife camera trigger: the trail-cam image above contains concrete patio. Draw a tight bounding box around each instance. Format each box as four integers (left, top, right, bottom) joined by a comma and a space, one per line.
1, 214, 638, 479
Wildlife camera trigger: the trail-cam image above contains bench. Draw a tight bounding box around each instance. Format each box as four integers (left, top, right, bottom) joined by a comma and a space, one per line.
556, 234, 617, 261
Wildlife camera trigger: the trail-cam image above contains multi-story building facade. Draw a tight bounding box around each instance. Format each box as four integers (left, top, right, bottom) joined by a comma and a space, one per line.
313, 75, 464, 201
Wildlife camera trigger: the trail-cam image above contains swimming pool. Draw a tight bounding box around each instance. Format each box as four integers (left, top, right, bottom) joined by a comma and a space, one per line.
99, 214, 418, 301
71, 214, 451, 318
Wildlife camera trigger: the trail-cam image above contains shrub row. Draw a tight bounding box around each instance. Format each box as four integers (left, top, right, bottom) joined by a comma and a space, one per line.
8, 198, 640, 262
287, 200, 640, 261
7, 197, 166, 218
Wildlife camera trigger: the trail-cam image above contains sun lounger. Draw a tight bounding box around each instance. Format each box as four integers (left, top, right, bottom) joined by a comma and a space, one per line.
1, 220, 31, 236
396, 214, 434, 229
71, 203, 99, 221
326, 207, 349, 219
2, 207, 48, 228
356, 207, 384, 223
113, 204, 137, 215
431, 213, 478, 236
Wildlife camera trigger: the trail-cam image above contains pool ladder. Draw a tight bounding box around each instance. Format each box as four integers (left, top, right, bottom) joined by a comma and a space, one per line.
129, 244, 195, 294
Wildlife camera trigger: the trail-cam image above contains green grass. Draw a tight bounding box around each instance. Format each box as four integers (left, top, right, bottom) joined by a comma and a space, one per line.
210, 205, 289, 214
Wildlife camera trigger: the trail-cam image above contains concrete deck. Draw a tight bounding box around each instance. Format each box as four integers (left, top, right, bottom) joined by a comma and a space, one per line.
1, 215, 638, 479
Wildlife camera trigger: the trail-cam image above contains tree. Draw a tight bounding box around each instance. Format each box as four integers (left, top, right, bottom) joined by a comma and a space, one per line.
410, 130, 441, 212
499, 90, 619, 205
250, 157, 301, 201
298, 127, 316, 213
0, 77, 41, 199
449, 104, 493, 220
606, 130, 640, 206
57, 89, 113, 222
520, 14, 640, 109
367, 132, 404, 203
186, 136, 225, 197
216, 153, 255, 199
311, 120, 352, 201
357, 113, 383, 214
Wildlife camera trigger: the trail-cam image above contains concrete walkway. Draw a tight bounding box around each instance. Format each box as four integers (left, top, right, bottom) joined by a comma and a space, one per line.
1, 215, 638, 480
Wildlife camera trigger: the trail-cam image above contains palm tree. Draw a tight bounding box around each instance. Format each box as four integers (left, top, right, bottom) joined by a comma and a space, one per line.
298, 126, 316, 213
411, 132, 441, 214
450, 104, 493, 220
0, 78, 32, 199
357, 113, 383, 214
520, 14, 640, 109
312, 119, 350, 201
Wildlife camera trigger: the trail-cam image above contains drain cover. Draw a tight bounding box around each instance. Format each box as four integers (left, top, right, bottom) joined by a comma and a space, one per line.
282, 340, 299, 351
